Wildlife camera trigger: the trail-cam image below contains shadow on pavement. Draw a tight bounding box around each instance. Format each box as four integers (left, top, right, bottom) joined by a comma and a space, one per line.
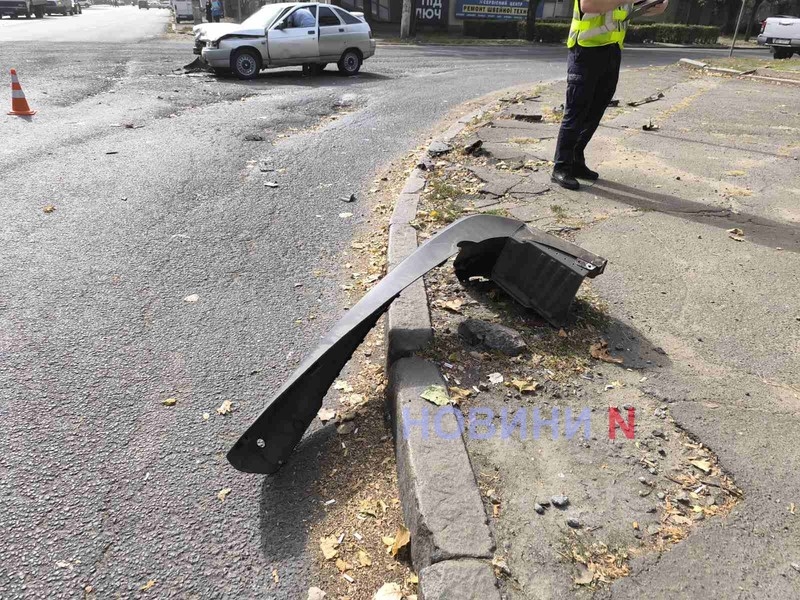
210, 69, 393, 88
258, 423, 334, 561
590, 180, 800, 252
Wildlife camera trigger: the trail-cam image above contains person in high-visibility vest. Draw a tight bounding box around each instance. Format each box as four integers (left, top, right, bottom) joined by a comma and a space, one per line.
551, 0, 668, 190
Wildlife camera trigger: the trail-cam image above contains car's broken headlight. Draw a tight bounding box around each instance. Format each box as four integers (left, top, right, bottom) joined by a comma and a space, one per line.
206, 40, 218, 48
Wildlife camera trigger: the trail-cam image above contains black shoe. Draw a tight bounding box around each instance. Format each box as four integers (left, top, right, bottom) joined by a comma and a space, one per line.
551, 169, 580, 190
573, 164, 599, 180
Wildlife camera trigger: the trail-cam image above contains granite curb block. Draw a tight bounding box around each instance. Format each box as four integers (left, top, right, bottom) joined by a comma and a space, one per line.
384, 110, 500, 598
387, 358, 496, 570
679, 57, 800, 86
418, 559, 502, 600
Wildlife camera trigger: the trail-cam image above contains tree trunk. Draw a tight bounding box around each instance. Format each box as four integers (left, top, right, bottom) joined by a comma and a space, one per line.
525, 0, 539, 41
400, 0, 412, 37
744, 0, 763, 41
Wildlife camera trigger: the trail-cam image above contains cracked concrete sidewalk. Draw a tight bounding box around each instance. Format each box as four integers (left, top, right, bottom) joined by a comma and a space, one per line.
419, 65, 800, 598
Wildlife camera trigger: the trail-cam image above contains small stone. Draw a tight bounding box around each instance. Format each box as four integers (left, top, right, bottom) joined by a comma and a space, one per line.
646, 506, 657, 513
566, 518, 582, 529
658, 448, 667, 457
657, 492, 666, 500
244, 134, 264, 142
652, 430, 666, 439
615, 343, 624, 351
638, 476, 647, 483
623, 404, 635, 411
340, 194, 356, 203
675, 491, 690, 505
648, 468, 657, 475
458, 318, 527, 356
534, 503, 545, 515
647, 524, 661, 535
639, 489, 652, 497
551, 495, 569, 508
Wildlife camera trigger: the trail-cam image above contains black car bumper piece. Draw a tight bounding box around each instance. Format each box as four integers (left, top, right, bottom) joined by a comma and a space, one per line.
227, 215, 607, 474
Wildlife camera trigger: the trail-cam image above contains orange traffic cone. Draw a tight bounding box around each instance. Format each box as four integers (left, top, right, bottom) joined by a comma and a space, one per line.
8, 69, 36, 117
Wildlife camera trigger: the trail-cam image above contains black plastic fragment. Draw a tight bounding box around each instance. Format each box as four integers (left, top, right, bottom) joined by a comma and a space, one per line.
227, 215, 606, 474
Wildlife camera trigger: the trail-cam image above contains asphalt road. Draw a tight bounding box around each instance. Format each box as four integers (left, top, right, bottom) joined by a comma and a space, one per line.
0, 9, 768, 598
0, 5, 171, 42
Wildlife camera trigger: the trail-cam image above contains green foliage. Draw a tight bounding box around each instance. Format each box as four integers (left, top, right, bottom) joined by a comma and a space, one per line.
465, 19, 720, 45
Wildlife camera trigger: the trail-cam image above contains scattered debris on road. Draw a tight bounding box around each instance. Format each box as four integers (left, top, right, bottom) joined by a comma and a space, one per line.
643, 119, 660, 131
627, 91, 664, 107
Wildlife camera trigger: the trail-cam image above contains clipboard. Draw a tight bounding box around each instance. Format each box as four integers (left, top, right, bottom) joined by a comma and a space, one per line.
624, 0, 665, 21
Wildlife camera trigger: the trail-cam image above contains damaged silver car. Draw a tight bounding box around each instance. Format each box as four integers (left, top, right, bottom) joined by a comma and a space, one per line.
193, 2, 376, 79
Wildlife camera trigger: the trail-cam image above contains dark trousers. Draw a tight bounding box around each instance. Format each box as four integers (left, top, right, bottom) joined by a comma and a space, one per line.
553, 43, 621, 171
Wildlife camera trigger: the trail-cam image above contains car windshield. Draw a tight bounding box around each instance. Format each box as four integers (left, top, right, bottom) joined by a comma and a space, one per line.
240, 4, 290, 29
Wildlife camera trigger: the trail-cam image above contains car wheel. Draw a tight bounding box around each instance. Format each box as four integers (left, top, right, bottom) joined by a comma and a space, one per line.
772, 47, 792, 59
232, 49, 261, 80
337, 50, 361, 76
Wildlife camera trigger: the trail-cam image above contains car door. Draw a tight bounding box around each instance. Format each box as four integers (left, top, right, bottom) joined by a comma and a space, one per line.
266, 5, 319, 64
317, 5, 345, 60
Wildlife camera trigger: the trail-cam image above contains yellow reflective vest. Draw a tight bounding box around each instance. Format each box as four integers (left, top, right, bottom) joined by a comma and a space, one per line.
567, 0, 633, 48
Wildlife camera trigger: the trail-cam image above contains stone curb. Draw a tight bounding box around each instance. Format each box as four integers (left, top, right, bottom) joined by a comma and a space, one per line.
679, 57, 800, 87
383, 106, 501, 599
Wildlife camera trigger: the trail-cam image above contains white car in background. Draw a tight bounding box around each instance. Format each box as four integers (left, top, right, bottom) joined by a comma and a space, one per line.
758, 15, 800, 59
193, 2, 375, 79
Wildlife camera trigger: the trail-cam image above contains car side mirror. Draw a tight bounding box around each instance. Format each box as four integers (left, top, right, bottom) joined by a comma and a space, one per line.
275, 20, 287, 30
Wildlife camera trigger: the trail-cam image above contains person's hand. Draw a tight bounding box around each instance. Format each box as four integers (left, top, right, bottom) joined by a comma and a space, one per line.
644, 0, 668, 16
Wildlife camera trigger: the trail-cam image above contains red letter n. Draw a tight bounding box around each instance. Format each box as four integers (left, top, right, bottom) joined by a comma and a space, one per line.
608, 407, 635, 439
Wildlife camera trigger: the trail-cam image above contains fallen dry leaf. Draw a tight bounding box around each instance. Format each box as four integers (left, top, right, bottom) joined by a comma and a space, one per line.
689, 459, 711, 474
420, 385, 450, 407
358, 499, 380, 518
272, 569, 279, 583
216, 400, 233, 415
589, 339, 624, 364
320, 536, 340, 560
333, 380, 354, 393
390, 526, 410, 557
511, 379, 538, 394
443, 299, 463, 313
161, 397, 177, 407
727, 228, 744, 236
335, 559, 351, 573
357, 550, 372, 568
217, 488, 231, 502
448, 386, 472, 405
381, 535, 395, 548
407, 572, 418, 584
373, 582, 403, 600
43, 205, 56, 214
317, 407, 336, 423
140, 580, 156, 592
